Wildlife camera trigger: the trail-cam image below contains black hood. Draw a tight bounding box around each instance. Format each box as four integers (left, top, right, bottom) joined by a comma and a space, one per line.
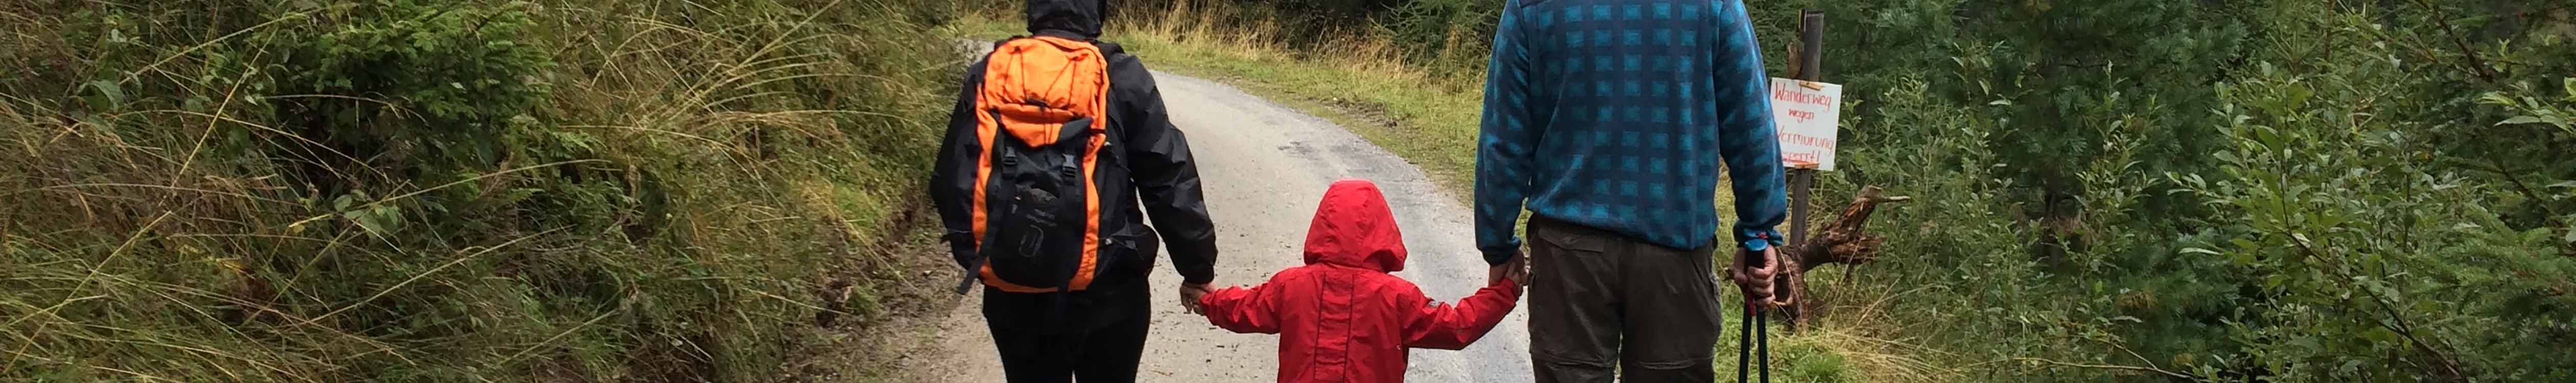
1026, 0, 1106, 38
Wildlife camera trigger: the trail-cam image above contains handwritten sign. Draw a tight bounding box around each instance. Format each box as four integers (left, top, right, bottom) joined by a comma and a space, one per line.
1769, 78, 1842, 171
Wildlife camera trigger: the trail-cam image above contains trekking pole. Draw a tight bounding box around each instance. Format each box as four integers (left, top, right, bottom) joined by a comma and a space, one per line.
1758, 306, 1770, 383
1736, 305, 1752, 382
1736, 305, 1770, 383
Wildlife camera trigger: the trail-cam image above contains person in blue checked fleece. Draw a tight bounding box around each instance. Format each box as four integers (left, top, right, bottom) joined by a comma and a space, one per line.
1471, 0, 1789, 381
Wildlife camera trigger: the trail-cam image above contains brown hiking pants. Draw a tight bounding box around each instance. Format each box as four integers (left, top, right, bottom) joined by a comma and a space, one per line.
1527, 216, 1725, 382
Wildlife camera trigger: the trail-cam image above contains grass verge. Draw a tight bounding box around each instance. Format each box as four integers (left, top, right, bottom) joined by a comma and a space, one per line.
2, 1, 972, 381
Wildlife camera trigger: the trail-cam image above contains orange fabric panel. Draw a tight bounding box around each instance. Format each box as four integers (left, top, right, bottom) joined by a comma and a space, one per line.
979, 36, 1110, 148
1069, 133, 1105, 291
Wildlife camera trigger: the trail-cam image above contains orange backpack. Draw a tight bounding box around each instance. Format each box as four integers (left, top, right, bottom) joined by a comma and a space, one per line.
969, 36, 1112, 293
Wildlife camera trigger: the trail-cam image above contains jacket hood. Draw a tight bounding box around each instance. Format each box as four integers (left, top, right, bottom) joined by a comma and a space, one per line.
1026, 0, 1104, 38
1303, 179, 1407, 272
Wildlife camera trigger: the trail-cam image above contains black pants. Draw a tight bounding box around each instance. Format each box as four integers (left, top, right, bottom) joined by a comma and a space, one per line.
981, 280, 1151, 382
1526, 216, 1724, 383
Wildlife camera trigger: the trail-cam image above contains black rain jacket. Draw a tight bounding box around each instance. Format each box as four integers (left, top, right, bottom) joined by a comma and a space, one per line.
929, 0, 1219, 288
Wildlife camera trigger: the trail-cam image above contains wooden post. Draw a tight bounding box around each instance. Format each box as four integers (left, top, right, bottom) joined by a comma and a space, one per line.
1786, 10, 1823, 246
1770, 9, 1826, 333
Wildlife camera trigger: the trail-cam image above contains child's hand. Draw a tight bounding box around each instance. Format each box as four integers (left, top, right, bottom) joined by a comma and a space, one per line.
1490, 255, 1530, 290
1504, 256, 1530, 289
1484, 248, 1514, 288
1179, 282, 1213, 314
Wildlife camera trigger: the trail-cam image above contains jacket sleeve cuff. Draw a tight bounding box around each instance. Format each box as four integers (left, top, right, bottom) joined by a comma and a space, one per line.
1180, 264, 1215, 285
1481, 246, 1521, 266
1735, 228, 1784, 251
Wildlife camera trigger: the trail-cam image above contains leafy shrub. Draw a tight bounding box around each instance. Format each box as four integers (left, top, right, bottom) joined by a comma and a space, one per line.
1787, 2, 2576, 381
2177, 66, 2576, 381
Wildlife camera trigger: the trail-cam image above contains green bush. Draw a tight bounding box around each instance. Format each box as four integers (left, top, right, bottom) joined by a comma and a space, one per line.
2178, 66, 2576, 382
1769, 1, 2576, 381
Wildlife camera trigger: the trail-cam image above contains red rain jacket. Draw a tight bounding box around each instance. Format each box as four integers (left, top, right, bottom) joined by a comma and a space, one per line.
1197, 179, 1521, 383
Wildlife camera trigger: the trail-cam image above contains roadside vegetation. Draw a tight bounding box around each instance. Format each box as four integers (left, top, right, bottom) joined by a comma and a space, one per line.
2, 1, 975, 381
967, 1, 2576, 381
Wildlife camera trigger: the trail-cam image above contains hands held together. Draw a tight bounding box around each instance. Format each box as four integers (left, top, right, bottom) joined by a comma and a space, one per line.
1486, 252, 1529, 290
1179, 282, 1212, 314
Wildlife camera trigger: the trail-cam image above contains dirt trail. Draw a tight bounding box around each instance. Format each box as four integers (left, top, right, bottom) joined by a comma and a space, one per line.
896, 65, 1532, 381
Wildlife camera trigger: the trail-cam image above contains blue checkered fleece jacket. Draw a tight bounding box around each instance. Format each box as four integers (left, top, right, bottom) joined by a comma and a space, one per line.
1474, 0, 1788, 264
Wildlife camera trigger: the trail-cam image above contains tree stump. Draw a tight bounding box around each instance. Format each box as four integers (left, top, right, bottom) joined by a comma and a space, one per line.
1769, 185, 1910, 331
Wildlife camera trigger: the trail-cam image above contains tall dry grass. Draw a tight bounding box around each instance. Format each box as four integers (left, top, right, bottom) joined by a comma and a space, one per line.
1, 0, 967, 381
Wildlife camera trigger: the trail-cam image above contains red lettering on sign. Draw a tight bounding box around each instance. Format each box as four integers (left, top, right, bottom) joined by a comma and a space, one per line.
1773, 87, 1839, 107
1775, 133, 1838, 149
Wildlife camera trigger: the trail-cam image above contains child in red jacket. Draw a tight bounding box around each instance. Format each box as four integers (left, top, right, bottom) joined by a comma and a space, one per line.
1197, 179, 1526, 383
